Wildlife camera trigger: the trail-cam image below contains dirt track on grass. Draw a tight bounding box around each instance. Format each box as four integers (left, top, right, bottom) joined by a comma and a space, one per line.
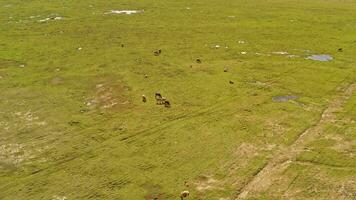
236, 82, 356, 199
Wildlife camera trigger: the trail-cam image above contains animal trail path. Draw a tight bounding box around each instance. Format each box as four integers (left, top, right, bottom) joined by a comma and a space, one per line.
236, 82, 356, 199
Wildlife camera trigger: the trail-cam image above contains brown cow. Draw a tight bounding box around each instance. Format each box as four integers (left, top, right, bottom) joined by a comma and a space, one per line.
154, 49, 162, 56
164, 100, 171, 108
180, 191, 190, 200
159, 97, 166, 105
155, 93, 163, 104
155, 93, 162, 99
142, 95, 147, 103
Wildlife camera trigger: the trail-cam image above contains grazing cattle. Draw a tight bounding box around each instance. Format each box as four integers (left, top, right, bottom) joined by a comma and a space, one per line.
142, 95, 147, 102
164, 100, 170, 108
144, 74, 148, 78
338, 48, 343, 52
154, 93, 171, 106
159, 97, 166, 105
224, 67, 228, 72
155, 93, 162, 100
121, 44, 124, 48
229, 80, 234, 84
180, 191, 190, 200
154, 49, 162, 56
196, 58, 201, 63
155, 93, 164, 105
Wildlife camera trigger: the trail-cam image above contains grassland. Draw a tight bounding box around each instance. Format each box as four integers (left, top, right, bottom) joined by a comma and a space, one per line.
0, 0, 355, 199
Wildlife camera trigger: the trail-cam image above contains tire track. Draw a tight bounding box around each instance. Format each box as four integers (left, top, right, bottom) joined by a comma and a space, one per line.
1, 90, 261, 192
236, 82, 356, 199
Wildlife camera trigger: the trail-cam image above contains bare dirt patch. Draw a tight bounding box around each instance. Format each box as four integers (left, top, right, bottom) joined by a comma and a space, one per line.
323, 135, 355, 153
0, 144, 32, 166
195, 175, 223, 192
264, 118, 288, 136
13, 111, 47, 127
281, 167, 356, 200
85, 81, 132, 111
233, 143, 259, 164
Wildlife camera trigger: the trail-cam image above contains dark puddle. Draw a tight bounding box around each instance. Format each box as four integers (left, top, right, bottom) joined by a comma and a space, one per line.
273, 95, 299, 102
307, 54, 333, 62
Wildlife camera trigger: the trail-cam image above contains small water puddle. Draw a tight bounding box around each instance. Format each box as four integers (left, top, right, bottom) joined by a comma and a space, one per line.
272, 95, 299, 102
307, 54, 333, 62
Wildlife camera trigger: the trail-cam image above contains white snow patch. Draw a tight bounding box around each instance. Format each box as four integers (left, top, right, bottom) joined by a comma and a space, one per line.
272, 51, 289, 55
38, 16, 63, 22
106, 10, 143, 15
255, 52, 271, 56
287, 55, 299, 58
39, 18, 50, 22
52, 196, 67, 200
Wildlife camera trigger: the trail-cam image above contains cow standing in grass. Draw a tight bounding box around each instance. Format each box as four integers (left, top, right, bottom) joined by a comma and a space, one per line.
154, 49, 162, 56
155, 93, 171, 107
155, 93, 163, 105
180, 191, 190, 200
164, 100, 171, 108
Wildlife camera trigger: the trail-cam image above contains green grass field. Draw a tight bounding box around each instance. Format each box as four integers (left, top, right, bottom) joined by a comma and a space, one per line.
0, 0, 355, 199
